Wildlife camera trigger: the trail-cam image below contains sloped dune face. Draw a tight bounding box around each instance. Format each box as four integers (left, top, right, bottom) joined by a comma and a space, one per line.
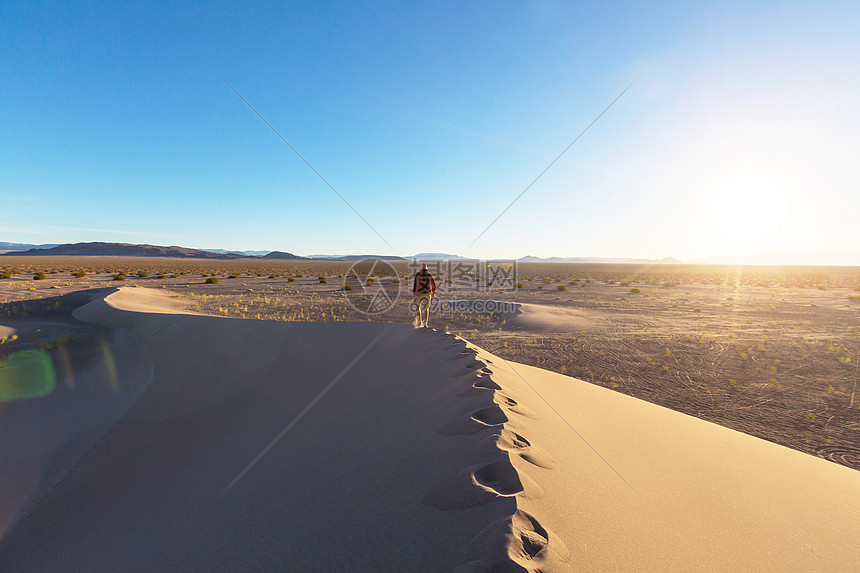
0, 289, 521, 571
2, 287, 859, 572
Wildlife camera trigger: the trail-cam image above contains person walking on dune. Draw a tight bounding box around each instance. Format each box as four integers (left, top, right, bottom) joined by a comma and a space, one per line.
412, 263, 437, 328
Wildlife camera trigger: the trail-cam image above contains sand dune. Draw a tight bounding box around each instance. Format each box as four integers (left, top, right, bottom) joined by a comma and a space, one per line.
502, 302, 605, 333
1, 287, 858, 571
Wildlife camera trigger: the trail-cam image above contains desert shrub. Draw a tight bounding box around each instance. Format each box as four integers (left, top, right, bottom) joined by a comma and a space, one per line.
556, 284, 567, 291
0, 272, 12, 279
33, 271, 46, 280
342, 284, 353, 291
155, 274, 165, 279
366, 278, 375, 286
848, 295, 860, 301
228, 274, 239, 279
113, 274, 127, 281
318, 276, 327, 284
287, 277, 296, 282
205, 277, 219, 284
268, 274, 277, 279
137, 271, 150, 278
629, 287, 640, 294
392, 278, 400, 284
619, 280, 629, 286
537, 285, 543, 289
72, 271, 87, 278
516, 282, 524, 289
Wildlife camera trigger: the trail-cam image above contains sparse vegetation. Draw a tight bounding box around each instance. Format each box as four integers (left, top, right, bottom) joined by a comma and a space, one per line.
33, 271, 47, 280
205, 277, 219, 284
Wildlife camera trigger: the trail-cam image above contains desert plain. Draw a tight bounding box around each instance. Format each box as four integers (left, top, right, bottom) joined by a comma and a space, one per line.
1, 256, 859, 571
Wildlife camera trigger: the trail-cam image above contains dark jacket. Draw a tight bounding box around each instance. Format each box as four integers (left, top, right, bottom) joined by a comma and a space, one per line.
413, 270, 437, 295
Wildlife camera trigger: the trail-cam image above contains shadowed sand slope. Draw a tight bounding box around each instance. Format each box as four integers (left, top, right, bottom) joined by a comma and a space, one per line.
1, 287, 858, 571
1, 289, 514, 571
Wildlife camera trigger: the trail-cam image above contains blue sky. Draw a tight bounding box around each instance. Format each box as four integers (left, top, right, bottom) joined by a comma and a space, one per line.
2, 1, 858, 260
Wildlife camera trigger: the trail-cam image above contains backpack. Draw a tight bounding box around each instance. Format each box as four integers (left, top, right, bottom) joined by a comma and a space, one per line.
415, 270, 432, 294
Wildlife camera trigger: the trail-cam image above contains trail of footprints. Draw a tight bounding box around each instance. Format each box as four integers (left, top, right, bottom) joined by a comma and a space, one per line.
420, 330, 570, 572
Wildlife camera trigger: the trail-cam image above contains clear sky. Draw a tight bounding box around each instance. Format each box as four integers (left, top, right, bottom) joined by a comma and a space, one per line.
3, 1, 858, 261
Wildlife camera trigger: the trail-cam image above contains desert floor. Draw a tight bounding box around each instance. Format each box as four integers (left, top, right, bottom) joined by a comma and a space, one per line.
2, 257, 859, 471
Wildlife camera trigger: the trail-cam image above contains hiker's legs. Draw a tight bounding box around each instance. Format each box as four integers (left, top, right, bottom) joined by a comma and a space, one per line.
414, 297, 422, 323
421, 298, 430, 326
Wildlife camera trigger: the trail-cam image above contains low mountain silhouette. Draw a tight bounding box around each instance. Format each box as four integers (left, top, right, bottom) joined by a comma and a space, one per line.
1, 242, 248, 259
261, 251, 310, 260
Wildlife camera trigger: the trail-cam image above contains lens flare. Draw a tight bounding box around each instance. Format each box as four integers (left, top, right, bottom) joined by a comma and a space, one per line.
0, 349, 57, 402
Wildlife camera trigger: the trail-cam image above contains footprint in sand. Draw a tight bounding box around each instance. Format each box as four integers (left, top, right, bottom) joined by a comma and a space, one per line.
438, 405, 508, 435
473, 377, 502, 390
508, 510, 571, 569
421, 459, 526, 510
473, 461, 524, 496
445, 361, 489, 377
481, 429, 556, 469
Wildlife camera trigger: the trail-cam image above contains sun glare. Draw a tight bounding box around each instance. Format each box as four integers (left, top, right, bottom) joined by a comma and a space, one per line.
697, 174, 800, 254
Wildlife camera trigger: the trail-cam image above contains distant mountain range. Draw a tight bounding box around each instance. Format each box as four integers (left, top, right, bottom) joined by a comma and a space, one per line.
261, 251, 310, 260
518, 255, 682, 264
0, 242, 402, 261
3, 242, 858, 266
203, 248, 272, 257
1, 242, 250, 259
0, 242, 60, 252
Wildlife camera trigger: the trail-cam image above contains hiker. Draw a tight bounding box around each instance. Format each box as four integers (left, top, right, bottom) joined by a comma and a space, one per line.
412, 263, 437, 328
